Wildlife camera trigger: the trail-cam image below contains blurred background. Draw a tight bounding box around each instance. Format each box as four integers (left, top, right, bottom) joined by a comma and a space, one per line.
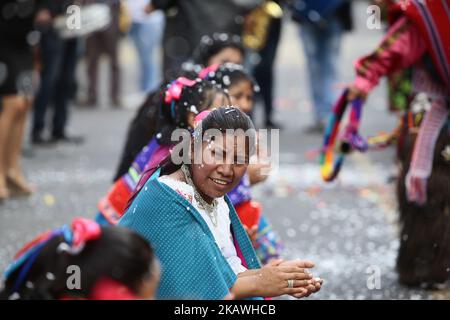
0, 0, 448, 299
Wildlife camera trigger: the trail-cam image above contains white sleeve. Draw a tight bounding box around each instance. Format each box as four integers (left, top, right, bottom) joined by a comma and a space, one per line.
226, 255, 247, 275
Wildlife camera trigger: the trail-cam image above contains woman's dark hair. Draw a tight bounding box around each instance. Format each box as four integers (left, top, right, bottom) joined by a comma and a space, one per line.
155, 79, 229, 145
113, 85, 164, 181
0, 226, 155, 300
204, 63, 259, 93
193, 33, 244, 66
129, 107, 256, 204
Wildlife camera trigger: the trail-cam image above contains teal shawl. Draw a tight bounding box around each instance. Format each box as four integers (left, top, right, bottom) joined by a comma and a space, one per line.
118, 173, 262, 300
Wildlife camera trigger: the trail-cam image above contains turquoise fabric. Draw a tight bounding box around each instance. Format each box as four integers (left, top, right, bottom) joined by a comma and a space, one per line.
118, 176, 261, 300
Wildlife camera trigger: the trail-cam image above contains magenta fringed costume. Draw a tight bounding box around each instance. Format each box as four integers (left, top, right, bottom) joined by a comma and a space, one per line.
97, 138, 172, 225
353, 0, 450, 286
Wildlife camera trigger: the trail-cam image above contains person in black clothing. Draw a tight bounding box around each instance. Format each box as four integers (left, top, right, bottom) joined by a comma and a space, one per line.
0, 0, 46, 200
148, 0, 260, 80
250, 5, 283, 129
31, 0, 83, 145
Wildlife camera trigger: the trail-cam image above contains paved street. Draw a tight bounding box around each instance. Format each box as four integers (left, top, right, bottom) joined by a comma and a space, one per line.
1, 3, 449, 299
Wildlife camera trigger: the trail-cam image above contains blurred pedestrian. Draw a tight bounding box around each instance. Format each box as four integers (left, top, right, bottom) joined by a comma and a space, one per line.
0, 218, 160, 300
245, 0, 284, 129
82, 0, 122, 108
31, 0, 83, 144
291, 0, 353, 133
128, 0, 164, 93
148, 0, 260, 79
0, 0, 42, 200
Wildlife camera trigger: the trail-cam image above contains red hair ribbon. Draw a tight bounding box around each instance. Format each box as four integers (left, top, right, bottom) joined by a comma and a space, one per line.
71, 217, 101, 248
235, 200, 262, 229
198, 64, 220, 79
164, 77, 197, 104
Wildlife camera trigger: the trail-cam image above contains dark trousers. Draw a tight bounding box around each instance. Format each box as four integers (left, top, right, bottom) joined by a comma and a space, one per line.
252, 18, 282, 124
32, 30, 78, 138
85, 16, 120, 104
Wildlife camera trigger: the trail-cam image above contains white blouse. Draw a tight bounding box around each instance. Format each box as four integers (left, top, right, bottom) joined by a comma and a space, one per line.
158, 175, 247, 275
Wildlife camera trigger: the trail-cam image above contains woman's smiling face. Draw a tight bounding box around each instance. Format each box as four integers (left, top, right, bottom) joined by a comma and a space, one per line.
190, 133, 249, 202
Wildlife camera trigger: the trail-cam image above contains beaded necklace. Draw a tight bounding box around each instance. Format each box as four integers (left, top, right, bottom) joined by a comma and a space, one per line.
181, 165, 219, 227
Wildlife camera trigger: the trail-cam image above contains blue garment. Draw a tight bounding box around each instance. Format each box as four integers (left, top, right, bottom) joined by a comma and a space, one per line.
95, 211, 110, 226
255, 215, 284, 264
299, 15, 343, 123
119, 175, 262, 300
291, 0, 343, 23
129, 18, 164, 93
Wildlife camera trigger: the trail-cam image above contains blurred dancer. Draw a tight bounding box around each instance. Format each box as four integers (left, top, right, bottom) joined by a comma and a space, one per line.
348, 0, 449, 287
